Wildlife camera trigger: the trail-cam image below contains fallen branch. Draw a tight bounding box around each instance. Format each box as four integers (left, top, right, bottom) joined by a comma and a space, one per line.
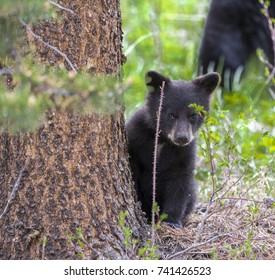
166, 232, 231, 260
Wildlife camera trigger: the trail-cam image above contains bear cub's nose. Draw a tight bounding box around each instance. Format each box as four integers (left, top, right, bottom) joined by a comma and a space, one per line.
175, 134, 189, 146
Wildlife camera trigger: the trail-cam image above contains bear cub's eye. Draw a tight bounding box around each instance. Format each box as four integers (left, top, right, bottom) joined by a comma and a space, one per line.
189, 113, 198, 122
168, 113, 176, 120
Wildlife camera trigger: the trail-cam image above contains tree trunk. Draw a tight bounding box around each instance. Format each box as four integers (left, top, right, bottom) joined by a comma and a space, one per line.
31, 0, 126, 73
0, 0, 147, 259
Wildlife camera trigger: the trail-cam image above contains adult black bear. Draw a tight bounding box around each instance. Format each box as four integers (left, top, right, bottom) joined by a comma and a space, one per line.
126, 71, 220, 228
199, 0, 275, 89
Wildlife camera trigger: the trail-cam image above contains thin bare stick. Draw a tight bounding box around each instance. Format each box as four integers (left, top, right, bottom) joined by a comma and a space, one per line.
260, 0, 275, 67
259, 0, 275, 87
217, 197, 264, 204
224, 171, 268, 218
194, 118, 217, 243
201, 119, 217, 194
268, 87, 275, 98
166, 232, 231, 260
81, 237, 102, 258
20, 19, 78, 74
266, 67, 275, 85
151, 81, 165, 247
194, 201, 212, 243
0, 168, 24, 219
258, 53, 274, 70
212, 167, 247, 204
48, 1, 76, 15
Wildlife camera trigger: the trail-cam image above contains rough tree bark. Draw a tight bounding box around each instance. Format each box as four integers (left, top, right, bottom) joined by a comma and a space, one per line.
0, 0, 147, 259
31, 0, 126, 73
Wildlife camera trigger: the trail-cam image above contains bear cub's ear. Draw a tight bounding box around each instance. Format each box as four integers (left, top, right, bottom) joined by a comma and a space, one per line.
145, 71, 171, 93
192, 72, 220, 94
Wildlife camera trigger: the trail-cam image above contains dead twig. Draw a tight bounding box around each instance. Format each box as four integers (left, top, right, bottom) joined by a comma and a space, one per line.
259, 0, 275, 93
151, 81, 165, 247
0, 167, 24, 219
48, 1, 76, 15
20, 19, 78, 74
166, 232, 231, 260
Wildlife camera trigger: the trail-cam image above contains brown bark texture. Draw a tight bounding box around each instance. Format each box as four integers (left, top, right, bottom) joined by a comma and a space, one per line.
0, 112, 147, 259
31, 0, 126, 73
0, 0, 147, 259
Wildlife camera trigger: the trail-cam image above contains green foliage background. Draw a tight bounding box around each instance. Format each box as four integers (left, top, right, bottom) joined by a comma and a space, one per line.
121, 0, 275, 199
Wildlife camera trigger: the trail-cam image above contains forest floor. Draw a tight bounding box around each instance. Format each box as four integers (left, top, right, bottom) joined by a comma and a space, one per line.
158, 199, 275, 260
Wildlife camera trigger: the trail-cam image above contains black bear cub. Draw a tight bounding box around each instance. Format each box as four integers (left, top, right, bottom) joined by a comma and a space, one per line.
199, 0, 275, 89
126, 71, 220, 228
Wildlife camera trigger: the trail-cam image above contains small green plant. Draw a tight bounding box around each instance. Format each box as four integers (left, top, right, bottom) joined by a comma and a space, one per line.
75, 228, 85, 249
209, 247, 218, 260
118, 211, 139, 253
137, 240, 159, 260
68, 228, 85, 259
226, 232, 257, 260
194, 102, 274, 202
151, 202, 168, 230
41, 236, 47, 260
67, 227, 95, 259
118, 210, 161, 259
188, 103, 207, 117
243, 232, 257, 259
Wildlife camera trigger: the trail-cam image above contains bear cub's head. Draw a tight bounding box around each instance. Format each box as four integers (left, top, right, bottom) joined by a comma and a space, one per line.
145, 71, 220, 146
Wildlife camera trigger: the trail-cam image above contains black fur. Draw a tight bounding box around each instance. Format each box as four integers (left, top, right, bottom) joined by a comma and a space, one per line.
199, 0, 275, 89
126, 71, 220, 228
